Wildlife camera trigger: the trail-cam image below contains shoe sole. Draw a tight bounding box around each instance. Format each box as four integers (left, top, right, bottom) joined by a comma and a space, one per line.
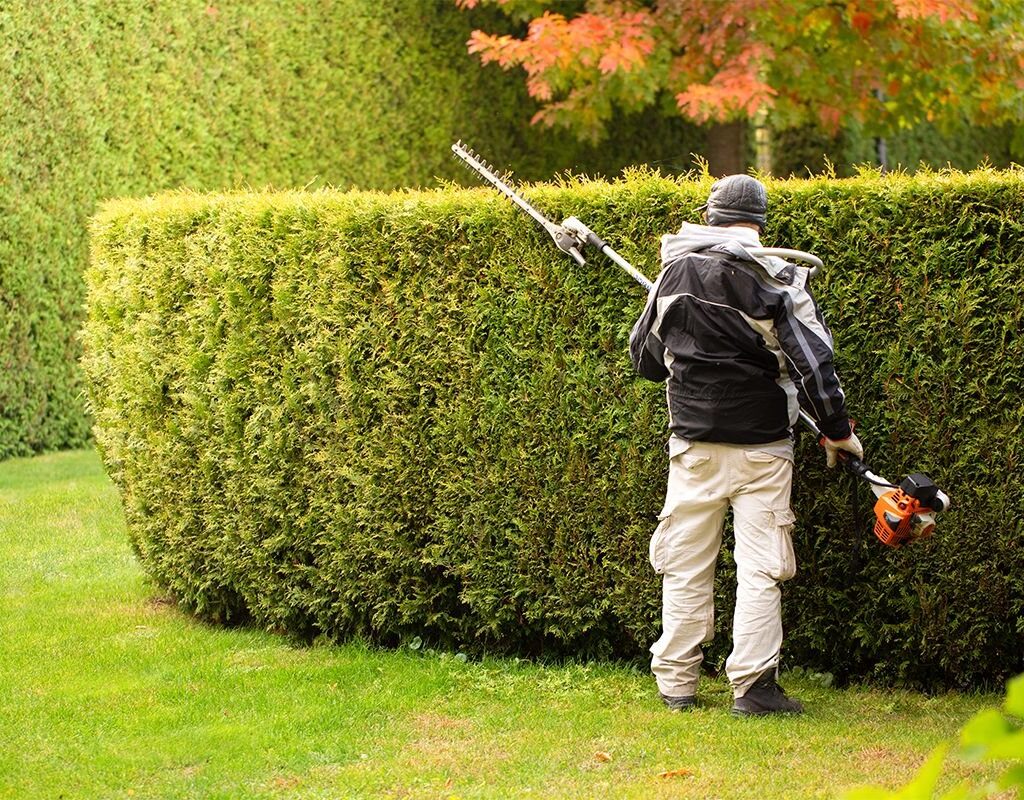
730, 707, 803, 717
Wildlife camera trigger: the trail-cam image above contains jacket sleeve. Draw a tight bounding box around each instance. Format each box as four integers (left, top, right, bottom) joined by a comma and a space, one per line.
629, 278, 670, 383
774, 283, 852, 440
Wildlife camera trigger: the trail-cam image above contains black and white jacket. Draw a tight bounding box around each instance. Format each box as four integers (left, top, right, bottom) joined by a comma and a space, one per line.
629, 223, 852, 444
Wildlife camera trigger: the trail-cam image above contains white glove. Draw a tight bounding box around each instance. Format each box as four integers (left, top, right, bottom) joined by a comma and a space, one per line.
823, 432, 864, 468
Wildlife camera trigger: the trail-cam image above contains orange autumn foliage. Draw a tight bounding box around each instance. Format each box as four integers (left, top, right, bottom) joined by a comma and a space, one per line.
458, 0, 1024, 142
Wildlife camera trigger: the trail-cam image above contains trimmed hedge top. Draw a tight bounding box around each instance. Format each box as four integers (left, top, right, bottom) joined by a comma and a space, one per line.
85, 168, 1024, 688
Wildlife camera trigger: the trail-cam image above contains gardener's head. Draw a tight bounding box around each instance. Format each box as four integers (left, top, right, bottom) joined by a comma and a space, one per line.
700, 174, 767, 231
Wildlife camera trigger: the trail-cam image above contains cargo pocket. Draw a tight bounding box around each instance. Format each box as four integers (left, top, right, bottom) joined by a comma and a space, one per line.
681, 453, 711, 471
649, 514, 671, 575
770, 508, 797, 582
668, 437, 711, 473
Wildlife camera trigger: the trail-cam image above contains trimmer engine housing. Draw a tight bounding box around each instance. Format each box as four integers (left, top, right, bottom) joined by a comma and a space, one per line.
873, 473, 946, 547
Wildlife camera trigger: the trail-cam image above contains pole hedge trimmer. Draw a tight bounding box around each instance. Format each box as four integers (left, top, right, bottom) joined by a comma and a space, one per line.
451, 141, 951, 548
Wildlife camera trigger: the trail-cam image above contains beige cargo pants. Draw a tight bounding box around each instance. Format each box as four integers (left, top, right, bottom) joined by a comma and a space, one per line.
649, 437, 796, 699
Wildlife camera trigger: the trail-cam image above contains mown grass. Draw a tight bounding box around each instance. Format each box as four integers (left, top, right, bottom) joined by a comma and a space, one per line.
0, 450, 1004, 799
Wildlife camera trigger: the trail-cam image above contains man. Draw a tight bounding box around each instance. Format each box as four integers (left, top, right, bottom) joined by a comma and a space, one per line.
628, 174, 863, 716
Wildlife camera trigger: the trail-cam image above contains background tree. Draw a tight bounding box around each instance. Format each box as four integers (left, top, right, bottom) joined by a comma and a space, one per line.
457, 0, 1024, 174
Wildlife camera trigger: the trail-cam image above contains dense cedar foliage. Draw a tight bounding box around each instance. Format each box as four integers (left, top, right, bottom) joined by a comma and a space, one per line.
458, 0, 1024, 145
0, 0, 700, 460
84, 170, 1024, 689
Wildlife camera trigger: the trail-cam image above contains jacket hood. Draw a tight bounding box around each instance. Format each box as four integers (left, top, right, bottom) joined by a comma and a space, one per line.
660, 222, 795, 284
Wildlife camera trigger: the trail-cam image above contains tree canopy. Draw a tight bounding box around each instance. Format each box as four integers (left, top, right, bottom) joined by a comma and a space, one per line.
458, 0, 1024, 152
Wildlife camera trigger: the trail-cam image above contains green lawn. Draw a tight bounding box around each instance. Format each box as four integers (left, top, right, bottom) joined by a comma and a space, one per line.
0, 450, 1003, 799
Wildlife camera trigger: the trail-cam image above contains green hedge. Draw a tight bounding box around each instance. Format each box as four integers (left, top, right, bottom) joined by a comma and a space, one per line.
84, 169, 1024, 689
0, 0, 700, 460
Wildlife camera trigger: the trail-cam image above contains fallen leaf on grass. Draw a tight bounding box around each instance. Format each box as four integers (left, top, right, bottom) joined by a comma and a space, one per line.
657, 768, 693, 778
594, 752, 613, 762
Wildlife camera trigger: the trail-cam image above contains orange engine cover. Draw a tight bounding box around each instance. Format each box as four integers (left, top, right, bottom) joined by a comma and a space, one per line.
873, 489, 936, 547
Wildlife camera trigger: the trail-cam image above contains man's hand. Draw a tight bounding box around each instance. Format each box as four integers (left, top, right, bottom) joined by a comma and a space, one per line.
823, 432, 864, 468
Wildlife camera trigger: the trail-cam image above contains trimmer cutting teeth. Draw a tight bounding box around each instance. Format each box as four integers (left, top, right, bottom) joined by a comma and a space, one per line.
451, 141, 952, 548
452, 141, 587, 267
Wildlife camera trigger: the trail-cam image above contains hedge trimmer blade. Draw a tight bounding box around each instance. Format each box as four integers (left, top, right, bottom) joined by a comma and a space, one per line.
451, 141, 585, 265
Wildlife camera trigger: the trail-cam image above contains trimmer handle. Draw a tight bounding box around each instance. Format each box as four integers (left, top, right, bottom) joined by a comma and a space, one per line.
798, 411, 871, 478
831, 449, 870, 480
562, 216, 609, 250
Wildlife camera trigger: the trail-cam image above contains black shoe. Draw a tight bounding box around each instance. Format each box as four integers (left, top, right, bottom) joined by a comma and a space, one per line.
731, 670, 804, 717
660, 693, 697, 711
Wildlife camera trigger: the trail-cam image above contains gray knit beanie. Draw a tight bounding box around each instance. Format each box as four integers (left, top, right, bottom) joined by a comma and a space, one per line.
700, 174, 768, 228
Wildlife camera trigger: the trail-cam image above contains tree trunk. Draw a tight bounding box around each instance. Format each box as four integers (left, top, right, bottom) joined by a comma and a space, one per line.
706, 121, 748, 176
875, 136, 889, 173
754, 108, 772, 175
